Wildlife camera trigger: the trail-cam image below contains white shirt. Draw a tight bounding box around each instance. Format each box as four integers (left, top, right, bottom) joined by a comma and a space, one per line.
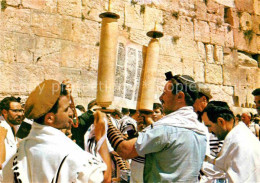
0, 119, 18, 164
203, 122, 260, 183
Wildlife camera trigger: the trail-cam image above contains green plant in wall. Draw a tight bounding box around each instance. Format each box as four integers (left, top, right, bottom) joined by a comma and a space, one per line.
1, 0, 7, 10
243, 29, 253, 42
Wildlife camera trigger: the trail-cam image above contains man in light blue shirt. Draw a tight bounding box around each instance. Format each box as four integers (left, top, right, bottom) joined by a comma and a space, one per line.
97, 74, 207, 182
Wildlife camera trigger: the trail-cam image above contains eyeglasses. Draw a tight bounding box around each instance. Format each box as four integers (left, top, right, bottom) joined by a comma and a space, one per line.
9, 109, 24, 113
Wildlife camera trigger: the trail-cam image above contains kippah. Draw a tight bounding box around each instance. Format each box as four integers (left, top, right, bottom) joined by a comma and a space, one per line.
252, 88, 260, 96
25, 80, 61, 119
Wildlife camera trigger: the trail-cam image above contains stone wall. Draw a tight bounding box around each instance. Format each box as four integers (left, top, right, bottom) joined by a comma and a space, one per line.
0, 0, 259, 114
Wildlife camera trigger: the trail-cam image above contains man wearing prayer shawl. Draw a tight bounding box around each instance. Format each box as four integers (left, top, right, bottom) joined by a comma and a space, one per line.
2, 80, 111, 183
201, 101, 260, 182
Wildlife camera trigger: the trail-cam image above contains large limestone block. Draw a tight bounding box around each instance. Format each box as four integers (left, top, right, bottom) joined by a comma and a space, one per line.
176, 37, 200, 62
209, 22, 225, 46
60, 41, 96, 70
57, 0, 82, 18
195, 0, 207, 21
182, 59, 194, 77
237, 52, 258, 67
215, 0, 235, 7
129, 29, 150, 46
239, 12, 253, 31
31, 11, 62, 38
157, 55, 182, 76
214, 45, 224, 65
194, 61, 205, 82
179, 0, 196, 17
233, 28, 258, 53
81, 0, 105, 22
223, 66, 239, 86
70, 18, 100, 45
34, 37, 61, 66
254, 0, 260, 15
22, 0, 57, 13
252, 15, 260, 34
160, 35, 180, 57
205, 63, 223, 84
205, 44, 214, 63
5, 0, 19, 6
224, 24, 234, 48
162, 11, 181, 37
194, 20, 210, 43
143, 6, 163, 32
0, 32, 16, 63
179, 16, 194, 39
206, 84, 234, 105
235, 0, 254, 13
16, 34, 34, 63
124, 4, 144, 30
1, 7, 31, 34
156, 0, 179, 12
197, 42, 206, 62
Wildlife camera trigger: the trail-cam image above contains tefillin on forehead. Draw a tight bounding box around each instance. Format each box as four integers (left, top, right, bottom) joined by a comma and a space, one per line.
164, 71, 196, 85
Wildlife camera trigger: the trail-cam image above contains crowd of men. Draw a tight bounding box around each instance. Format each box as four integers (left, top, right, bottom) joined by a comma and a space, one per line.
0, 73, 260, 183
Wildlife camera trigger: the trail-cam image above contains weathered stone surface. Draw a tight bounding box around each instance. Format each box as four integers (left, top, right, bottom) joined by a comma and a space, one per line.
197, 42, 206, 62
57, 0, 82, 17
179, 16, 194, 39
233, 28, 258, 53
195, 0, 207, 21
1, 7, 31, 34
208, 84, 234, 105
81, 0, 105, 22
22, 0, 57, 13
160, 35, 180, 57
143, 6, 163, 32
124, 4, 144, 30
129, 29, 150, 46
205, 44, 214, 63
214, 45, 224, 64
157, 55, 182, 77
252, 15, 260, 34
5, 0, 19, 6
209, 22, 225, 46
257, 35, 260, 52
240, 12, 253, 31
215, 0, 235, 7
179, 0, 196, 17
237, 52, 258, 67
193, 61, 205, 82
194, 20, 210, 43
182, 59, 194, 77
235, 0, 254, 13
162, 11, 181, 37
34, 37, 61, 66
60, 41, 94, 70
205, 63, 223, 84
224, 24, 234, 47
31, 11, 62, 38
254, 0, 260, 15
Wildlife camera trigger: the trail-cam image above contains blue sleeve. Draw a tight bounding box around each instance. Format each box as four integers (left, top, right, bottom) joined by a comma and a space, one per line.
135, 126, 172, 156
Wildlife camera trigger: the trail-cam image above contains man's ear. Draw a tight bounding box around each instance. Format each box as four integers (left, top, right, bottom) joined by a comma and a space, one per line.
2, 109, 7, 116
217, 117, 226, 130
177, 91, 185, 100
44, 113, 55, 126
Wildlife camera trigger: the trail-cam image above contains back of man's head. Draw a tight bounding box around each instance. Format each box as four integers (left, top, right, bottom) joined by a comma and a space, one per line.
203, 101, 234, 123
121, 107, 130, 115
76, 105, 86, 113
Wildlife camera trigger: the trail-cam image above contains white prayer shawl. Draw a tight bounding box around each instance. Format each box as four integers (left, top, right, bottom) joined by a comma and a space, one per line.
151, 106, 207, 135
0, 119, 18, 182
202, 122, 260, 183
2, 122, 106, 183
